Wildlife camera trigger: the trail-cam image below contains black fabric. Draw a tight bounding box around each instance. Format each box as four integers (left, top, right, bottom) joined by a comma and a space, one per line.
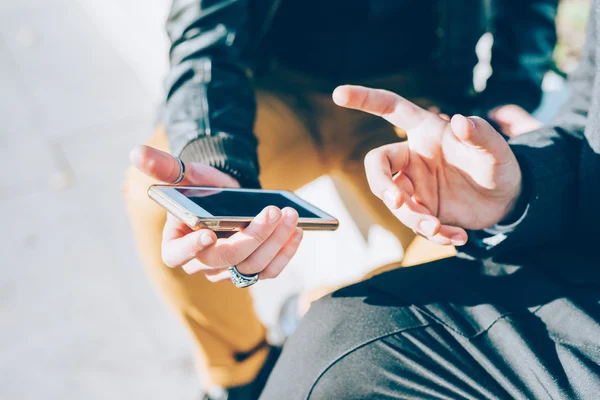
477, 0, 559, 113
258, 6, 600, 397
260, 258, 600, 399
462, 1, 600, 285
179, 133, 261, 189
162, 0, 558, 187
266, 0, 436, 80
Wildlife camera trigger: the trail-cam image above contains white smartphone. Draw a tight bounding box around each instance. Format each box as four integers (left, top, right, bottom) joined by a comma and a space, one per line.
148, 185, 339, 232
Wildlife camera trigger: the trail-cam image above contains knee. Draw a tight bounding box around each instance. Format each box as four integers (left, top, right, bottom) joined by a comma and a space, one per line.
308, 344, 376, 399
262, 287, 404, 399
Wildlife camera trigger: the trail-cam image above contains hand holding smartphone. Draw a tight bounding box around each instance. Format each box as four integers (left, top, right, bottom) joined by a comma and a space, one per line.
131, 144, 334, 282
148, 185, 339, 232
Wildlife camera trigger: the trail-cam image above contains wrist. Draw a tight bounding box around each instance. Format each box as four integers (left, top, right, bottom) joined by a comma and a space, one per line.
499, 168, 528, 226
180, 135, 261, 189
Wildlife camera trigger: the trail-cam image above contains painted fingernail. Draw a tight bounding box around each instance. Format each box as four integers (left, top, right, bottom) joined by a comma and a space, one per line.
451, 235, 467, 246
284, 208, 298, 225
200, 233, 215, 246
383, 191, 399, 209
418, 220, 437, 236
267, 207, 282, 223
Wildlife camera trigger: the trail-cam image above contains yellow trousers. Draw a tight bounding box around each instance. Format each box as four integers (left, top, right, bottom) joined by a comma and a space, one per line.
123, 68, 456, 388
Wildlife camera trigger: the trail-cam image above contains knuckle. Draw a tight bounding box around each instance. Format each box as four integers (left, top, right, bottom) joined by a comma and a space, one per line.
284, 242, 299, 257
161, 253, 175, 269
261, 262, 285, 280
240, 258, 264, 275
251, 228, 270, 244
218, 246, 241, 267
272, 229, 293, 246
260, 268, 277, 280
269, 259, 289, 279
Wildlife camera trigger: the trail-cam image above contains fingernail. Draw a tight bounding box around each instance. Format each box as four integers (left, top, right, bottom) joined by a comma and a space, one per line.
383, 191, 399, 209
129, 145, 143, 165
183, 262, 203, 275
467, 117, 477, 132
284, 208, 298, 225
451, 235, 467, 246
418, 220, 437, 236
200, 233, 215, 246
267, 207, 281, 223
294, 228, 303, 240
332, 87, 347, 104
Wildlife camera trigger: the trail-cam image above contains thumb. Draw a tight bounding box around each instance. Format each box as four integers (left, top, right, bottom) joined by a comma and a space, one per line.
129, 145, 239, 187
450, 115, 505, 150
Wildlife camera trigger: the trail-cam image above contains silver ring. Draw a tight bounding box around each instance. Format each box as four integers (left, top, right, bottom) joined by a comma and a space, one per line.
228, 266, 259, 288
172, 157, 185, 184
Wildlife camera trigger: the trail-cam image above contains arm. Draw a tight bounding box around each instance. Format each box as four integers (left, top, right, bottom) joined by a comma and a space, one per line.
479, 0, 559, 113
465, 4, 595, 254
330, 6, 595, 250
163, 0, 261, 188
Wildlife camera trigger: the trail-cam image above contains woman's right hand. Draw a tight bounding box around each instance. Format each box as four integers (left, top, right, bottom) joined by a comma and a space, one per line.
332, 85, 524, 246
129, 145, 304, 282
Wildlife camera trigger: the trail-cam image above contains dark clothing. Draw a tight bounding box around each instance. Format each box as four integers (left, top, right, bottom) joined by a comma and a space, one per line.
261, 258, 600, 399
267, 0, 436, 79
163, 0, 558, 189
262, 2, 600, 397
465, 0, 600, 285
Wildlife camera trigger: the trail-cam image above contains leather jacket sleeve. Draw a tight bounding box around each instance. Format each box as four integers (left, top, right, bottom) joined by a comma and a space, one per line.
162, 0, 261, 188
479, 0, 559, 114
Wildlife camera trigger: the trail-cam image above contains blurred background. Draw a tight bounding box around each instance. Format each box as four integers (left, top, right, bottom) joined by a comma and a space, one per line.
0, 0, 591, 399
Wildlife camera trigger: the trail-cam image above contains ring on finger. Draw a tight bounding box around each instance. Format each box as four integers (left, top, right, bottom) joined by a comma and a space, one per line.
228, 266, 259, 288
172, 157, 186, 184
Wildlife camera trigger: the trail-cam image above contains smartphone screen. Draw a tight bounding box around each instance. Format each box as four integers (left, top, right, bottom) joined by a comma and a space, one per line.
176, 188, 321, 218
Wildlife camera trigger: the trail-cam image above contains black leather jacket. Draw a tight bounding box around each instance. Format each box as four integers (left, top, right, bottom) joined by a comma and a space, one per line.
163, 0, 559, 188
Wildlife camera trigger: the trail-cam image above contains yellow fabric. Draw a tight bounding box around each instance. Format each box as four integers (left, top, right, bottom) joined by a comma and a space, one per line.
123, 69, 456, 388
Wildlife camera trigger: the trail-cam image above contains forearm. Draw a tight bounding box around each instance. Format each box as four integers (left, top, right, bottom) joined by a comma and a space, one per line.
162, 0, 261, 188
163, 59, 260, 187
463, 6, 595, 256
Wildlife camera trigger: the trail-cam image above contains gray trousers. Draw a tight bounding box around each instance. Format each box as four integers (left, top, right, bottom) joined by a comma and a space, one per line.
261, 257, 600, 399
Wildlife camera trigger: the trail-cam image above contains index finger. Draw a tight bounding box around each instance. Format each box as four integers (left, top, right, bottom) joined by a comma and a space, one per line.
130, 145, 240, 187
332, 85, 429, 131
130, 145, 190, 184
